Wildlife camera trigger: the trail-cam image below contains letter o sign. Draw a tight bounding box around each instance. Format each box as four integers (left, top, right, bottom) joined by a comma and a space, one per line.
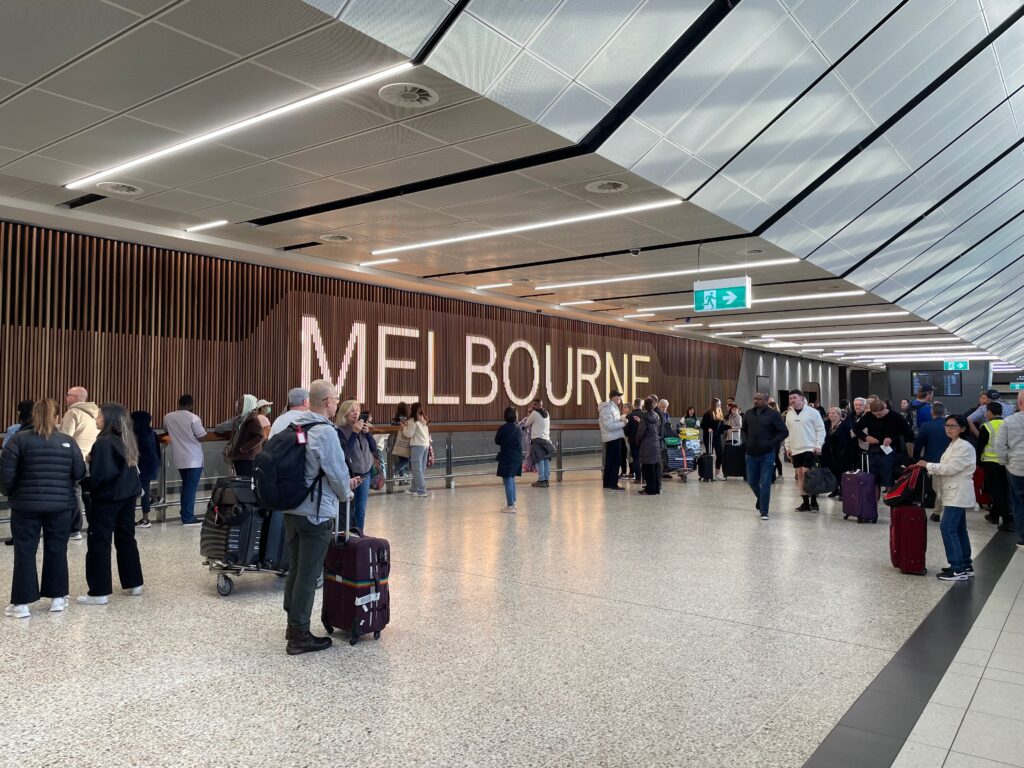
503, 340, 540, 406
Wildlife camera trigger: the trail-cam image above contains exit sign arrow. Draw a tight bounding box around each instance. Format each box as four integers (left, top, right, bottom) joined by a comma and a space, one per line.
722, 290, 738, 306
693, 276, 753, 313
943, 361, 970, 371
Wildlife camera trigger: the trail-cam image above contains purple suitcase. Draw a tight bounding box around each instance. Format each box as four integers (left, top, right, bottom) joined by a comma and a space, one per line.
843, 454, 878, 524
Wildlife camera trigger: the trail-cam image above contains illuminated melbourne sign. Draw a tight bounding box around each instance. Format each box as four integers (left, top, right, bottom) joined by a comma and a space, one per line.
300, 315, 651, 408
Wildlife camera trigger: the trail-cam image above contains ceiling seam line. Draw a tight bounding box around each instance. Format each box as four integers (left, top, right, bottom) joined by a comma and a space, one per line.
918, 238, 1024, 322
557, 277, 840, 304
248, 0, 742, 228
947, 272, 1024, 336
751, 2, 1024, 237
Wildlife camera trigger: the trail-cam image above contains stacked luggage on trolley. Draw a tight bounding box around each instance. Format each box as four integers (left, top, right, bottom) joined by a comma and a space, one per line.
672, 427, 703, 482
200, 476, 291, 596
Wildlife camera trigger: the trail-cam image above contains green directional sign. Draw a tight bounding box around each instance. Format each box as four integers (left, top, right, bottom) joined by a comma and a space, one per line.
943, 361, 970, 371
693, 276, 752, 313
1010, 382, 1024, 391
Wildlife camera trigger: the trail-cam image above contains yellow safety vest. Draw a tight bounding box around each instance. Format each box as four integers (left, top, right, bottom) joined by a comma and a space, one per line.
981, 419, 1004, 464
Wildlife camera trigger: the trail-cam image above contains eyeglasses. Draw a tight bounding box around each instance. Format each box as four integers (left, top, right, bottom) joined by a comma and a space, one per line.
944, 424, 960, 430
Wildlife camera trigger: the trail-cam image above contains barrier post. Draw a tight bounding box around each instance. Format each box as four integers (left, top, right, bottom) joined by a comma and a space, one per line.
555, 430, 564, 482
445, 432, 454, 489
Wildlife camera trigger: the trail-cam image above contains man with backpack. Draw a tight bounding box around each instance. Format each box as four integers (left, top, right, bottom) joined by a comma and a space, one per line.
908, 384, 934, 436
259, 378, 361, 655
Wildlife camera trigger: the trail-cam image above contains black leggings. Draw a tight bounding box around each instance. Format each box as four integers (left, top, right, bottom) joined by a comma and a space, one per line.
775, 454, 783, 478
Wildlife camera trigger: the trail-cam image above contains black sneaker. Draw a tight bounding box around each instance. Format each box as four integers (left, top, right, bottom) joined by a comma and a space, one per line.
810, 501, 820, 512
930, 513, 941, 523
755, 501, 760, 511
939, 566, 974, 578
760, 512, 769, 521
998, 524, 1016, 534
796, 503, 812, 512
135, 519, 151, 529
182, 518, 203, 526
984, 514, 999, 525
937, 570, 968, 582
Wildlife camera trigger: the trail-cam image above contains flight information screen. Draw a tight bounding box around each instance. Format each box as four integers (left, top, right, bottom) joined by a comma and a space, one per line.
912, 371, 962, 397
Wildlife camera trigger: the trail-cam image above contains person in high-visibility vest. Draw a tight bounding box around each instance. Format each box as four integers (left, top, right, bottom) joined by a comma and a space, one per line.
978, 402, 1013, 533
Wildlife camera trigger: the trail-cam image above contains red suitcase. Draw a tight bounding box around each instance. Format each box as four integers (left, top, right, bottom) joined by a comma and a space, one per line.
889, 506, 927, 575
322, 501, 391, 645
974, 466, 992, 509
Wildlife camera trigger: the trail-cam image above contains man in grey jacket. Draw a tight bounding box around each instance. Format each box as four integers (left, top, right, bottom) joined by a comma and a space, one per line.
598, 390, 627, 491
282, 378, 361, 655
995, 391, 1024, 549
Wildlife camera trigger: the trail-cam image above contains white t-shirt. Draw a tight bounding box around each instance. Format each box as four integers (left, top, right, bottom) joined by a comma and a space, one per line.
525, 409, 551, 442
162, 410, 207, 470
269, 408, 307, 438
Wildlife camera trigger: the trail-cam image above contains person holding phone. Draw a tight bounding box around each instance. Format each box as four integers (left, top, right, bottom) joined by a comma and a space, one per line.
335, 400, 375, 532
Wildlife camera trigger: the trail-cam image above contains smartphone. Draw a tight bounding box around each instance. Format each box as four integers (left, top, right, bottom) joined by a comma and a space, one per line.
359, 411, 370, 423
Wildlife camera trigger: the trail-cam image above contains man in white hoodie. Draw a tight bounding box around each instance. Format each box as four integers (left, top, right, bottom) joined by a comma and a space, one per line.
995, 391, 1024, 549
61, 386, 100, 540
598, 390, 627, 491
785, 389, 827, 512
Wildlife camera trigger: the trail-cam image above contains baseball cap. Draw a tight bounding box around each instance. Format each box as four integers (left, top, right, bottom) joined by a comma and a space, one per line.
985, 389, 1001, 400
609, 390, 623, 398
254, 398, 274, 409
918, 383, 934, 393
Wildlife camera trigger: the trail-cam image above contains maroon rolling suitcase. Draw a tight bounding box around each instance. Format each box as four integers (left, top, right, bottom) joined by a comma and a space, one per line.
322, 501, 391, 645
842, 454, 878, 524
884, 466, 928, 575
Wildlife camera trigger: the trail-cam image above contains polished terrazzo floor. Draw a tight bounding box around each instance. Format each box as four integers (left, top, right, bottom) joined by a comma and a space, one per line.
0, 473, 998, 768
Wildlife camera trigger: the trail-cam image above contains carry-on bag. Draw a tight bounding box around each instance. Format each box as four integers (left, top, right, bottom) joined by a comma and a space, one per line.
698, 432, 715, 482
842, 454, 877, 523
722, 435, 746, 479
322, 500, 391, 645
885, 466, 928, 575
973, 466, 992, 509
200, 477, 264, 565
804, 457, 837, 497
260, 510, 290, 571
664, 437, 685, 471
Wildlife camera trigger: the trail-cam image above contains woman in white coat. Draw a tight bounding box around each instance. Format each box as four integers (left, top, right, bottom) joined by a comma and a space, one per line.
917, 414, 976, 581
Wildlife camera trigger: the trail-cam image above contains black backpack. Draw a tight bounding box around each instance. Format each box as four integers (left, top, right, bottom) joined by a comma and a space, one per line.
253, 422, 329, 512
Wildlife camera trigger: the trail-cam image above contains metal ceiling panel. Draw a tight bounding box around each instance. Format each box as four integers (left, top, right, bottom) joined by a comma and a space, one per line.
528, 0, 643, 79
458, 123, 571, 163
467, 0, 560, 46
238, 177, 366, 213
485, 51, 568, 122
691, 173, 777, 234
0, 0, 138, 85
116, 143, 263, 189
0, 173, 40, 197
340, 0, 453, 58
190, 201, 274, 222
401, 98, 527, 144
536, 83, 612, 144
42, 23, 234, 112
0, 89, 111, 153
282, 123, 444, 176
442, 187, 580, 222
181, 162, 320, 201
333, 144, 488, 191
135, 188, 224, 213
598, 118, 661, 171
429, 12, 521, 94
400, 172, 544, 210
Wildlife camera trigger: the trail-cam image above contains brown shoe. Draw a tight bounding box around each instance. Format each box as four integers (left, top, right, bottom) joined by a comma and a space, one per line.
286, 628, 333, 655
531, 480, 548, 488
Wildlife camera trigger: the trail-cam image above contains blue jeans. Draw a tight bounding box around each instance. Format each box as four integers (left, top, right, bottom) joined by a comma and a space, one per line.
410, 445, 428, 494
178, 467, 202, 523
745, 452, 775, 515
867, 451, 898, 490
351, 471, 370, 531
503, 476, 517, 507
394, 456, 410, 477
536, 458, 551, 482
1008, 472, 1024, 544
940, 506, 972, 572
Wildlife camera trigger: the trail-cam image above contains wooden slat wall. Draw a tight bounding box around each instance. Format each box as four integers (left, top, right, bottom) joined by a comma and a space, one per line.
0, 219, 742, 425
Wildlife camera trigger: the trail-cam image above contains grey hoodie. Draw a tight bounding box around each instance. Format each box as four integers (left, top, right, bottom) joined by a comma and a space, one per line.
995, 410, 1024, 477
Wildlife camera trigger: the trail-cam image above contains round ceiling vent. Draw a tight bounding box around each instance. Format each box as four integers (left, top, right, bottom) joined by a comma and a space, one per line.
378, 83, 439, 108
585, 180, 630, 194
741, 248, 765, 256
96, 181, 142, 195
319, 233, 351, 243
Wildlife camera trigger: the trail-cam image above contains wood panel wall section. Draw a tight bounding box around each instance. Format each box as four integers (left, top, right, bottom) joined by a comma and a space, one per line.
0, 219, 742, 425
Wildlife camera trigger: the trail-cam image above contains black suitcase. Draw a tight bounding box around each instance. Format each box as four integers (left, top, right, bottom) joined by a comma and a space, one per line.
260, 510, 289, 571
322, 502, 391, 645
698, 433, 715, 482
722, 439, 746, 479
199, 477, 263, 566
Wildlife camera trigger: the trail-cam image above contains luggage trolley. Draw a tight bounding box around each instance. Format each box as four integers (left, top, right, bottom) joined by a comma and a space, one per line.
675, 427, 703, 483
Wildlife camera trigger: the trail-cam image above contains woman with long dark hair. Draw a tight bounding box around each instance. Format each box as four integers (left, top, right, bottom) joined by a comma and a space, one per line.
403, 402, 430, 498
495, 406, 524, 513
131, 410, 161, 529
1, 399, 85, 617
78, 403, 144, 605
683, 407, 698, 429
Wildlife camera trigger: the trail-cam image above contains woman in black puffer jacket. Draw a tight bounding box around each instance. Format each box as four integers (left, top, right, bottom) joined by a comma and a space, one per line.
636, 397, 663, 496
0, 399, 85, 617
78, 403, 143, 606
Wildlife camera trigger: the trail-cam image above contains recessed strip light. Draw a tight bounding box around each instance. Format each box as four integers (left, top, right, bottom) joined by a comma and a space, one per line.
65, 62, 415, 190
713, 331, 743, 337
636, 289, 868, 313
708, 310, 909, 329
801, 348, 825, 352
536, 257, 800, 291
184, 219, 228, 233
797, 336, 958, 347
767, 341, 799, 348
559, 300, 594, 306
670, 323, 704, 329
476, 282, 513, 290
761, 325, 937, 339
834, 346, 979, 355
359, 258, 399, 267
371, 199, 683, 256
855, 355, 999, 362
623, 313, 655, 319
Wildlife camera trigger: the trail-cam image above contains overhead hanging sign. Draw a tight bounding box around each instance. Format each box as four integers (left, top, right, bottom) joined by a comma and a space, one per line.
943, 361, 970, 371
693, 276, 752, 313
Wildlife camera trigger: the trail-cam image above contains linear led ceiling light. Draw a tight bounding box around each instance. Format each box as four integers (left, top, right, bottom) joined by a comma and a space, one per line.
359, 258, 399, 267
713, 331, 743, 337
708, 310, 909, 329
801, 348, 825, 352
758, 325, 936, 339
798, 336, 958, 347
184, 219, 228, 233
65, 62, 415, 190
536, 257, 799, 291
854, 355, 999, 362
670, 322, 704, 329
559, 300, 594, 306
371, 199, 682, 256
636, 289, 867, 313
623, 313, 655, 319
839, 346, 980, 356
476, 282, 512, 290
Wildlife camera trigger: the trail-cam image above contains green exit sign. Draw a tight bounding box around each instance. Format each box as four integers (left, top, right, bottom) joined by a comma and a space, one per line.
1011, 383, 1024, 391
944, 361, 970, 371
693, 276, 752, 313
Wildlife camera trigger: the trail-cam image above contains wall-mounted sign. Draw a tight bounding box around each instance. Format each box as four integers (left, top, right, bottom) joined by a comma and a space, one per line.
693, 276, 752, 312
943, 361, 970, 371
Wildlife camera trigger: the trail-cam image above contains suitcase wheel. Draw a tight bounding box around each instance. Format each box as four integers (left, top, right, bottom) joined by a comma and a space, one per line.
216, 574, 234, 597
373, 631, 381, 640
350, 635, 359, 646
843, 515, 848, 520
323, 621, 334, 635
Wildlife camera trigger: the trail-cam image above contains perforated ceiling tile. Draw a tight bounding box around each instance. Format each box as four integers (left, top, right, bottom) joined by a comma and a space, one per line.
467, 0, 560, 45
485, 51, 568, 122
239, 177, 365, 212
0, 174, 43, 196
182, 162, 319, 201
0, 0, 138, 84
191, 202, 273, 223
537, 83, 611, 144
43, 23, 234, 112
159, 0, 331, 56
0, 89, 111, 152
126, 143, 263, 188
340, 0, 452, 58
400, 172, 543, 210
519, 154, 623, 188
86, 196, 196, 228
129, 63, 315, 137
338, 210, 465, 240
690, 173, 777, 233
598, 118, 660, 171
789, 0, 894, 58
458, 123, 571, 163
284, 123, 444, 176
528, 0, 643, 79
135, 188, 225, 213
40, 115, 181, 169
429, 13, 521, 94
102, 0, 177, 14
255, 21, 403, 91
443, 187, 578, 223
298, 0, 348, 18
402, 98, 527, 145
333, 145, 487, 192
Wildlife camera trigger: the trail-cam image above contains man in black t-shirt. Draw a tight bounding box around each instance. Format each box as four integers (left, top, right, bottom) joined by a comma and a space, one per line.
854, 397, 914, 494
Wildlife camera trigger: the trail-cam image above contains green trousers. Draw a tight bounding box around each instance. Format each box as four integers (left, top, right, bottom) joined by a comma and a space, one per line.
282, 514, 332, 631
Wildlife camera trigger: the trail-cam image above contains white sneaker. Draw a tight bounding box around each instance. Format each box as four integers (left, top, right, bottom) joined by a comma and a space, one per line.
415, 492, 428, 498
70, 531, 83, 541
403, 489, 416, 496
49, 597, 67, 613
501, 505, 517, 514
127, 586, 143, 596
5, 604, 29, 618
76, 595, 109, 605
